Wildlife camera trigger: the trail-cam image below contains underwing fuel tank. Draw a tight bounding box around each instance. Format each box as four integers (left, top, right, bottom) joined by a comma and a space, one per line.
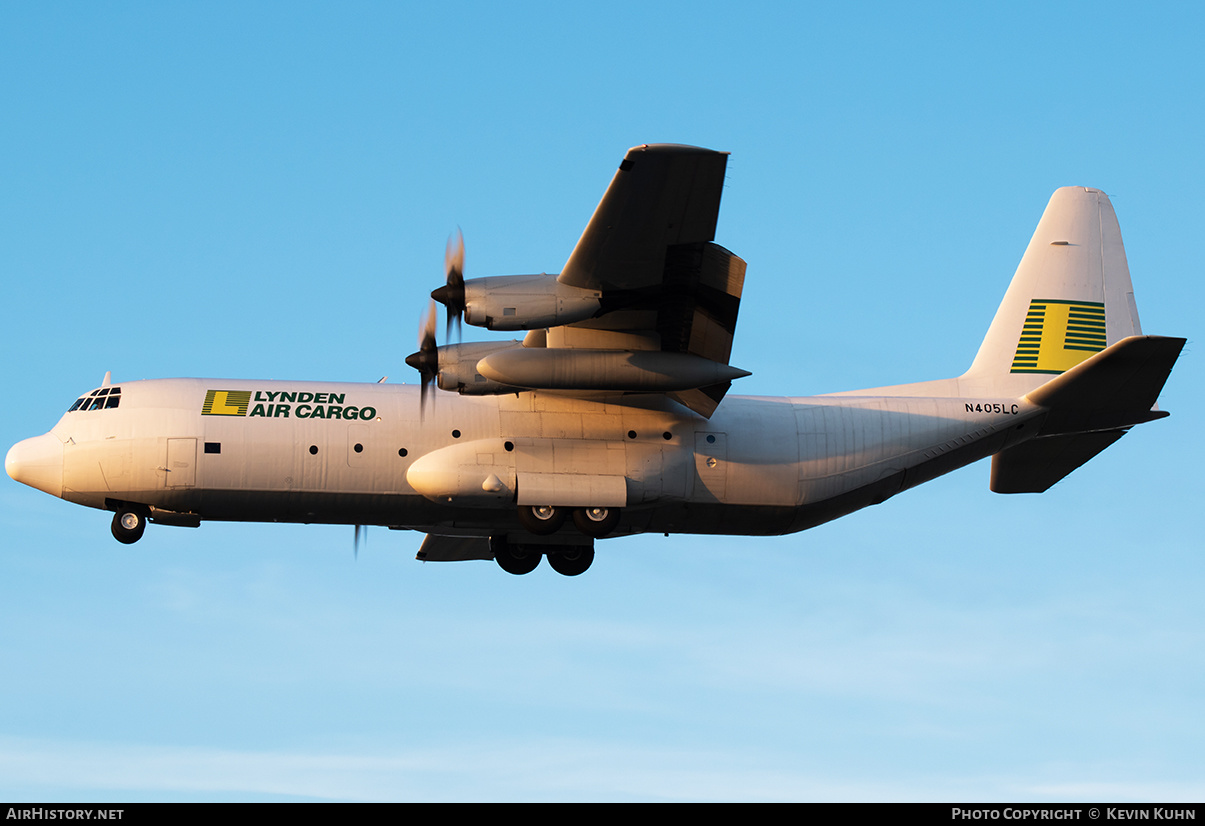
476, 348, 751, 391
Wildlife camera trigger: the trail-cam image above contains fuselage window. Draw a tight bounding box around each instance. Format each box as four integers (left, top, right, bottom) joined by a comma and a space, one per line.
68, 398, 86, 412
104, 395, 120, 409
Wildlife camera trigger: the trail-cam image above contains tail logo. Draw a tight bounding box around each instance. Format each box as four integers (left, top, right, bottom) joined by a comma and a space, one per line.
1010, 299, 1106, 374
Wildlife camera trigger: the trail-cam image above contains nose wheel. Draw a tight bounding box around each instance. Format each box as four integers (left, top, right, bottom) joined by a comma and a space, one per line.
110, 506, 149, 544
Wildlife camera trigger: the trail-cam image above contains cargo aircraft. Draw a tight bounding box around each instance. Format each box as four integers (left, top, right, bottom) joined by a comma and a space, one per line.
5, 145, 1184, 575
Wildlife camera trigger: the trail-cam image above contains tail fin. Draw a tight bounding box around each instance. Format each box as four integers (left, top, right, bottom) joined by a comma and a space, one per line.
963, 187, 1144, 396
969, 187, 1185, 492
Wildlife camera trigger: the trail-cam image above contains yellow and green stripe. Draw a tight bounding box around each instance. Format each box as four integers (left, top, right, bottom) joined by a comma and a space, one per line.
1010, 299, 1106, 374
202, 390, 252, 416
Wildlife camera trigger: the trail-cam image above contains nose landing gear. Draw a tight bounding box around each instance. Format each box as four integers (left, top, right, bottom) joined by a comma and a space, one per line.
110, 505, 149, 544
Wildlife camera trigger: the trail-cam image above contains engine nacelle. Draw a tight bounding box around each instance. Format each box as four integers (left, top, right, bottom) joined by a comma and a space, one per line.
434, 341, 524, 395
462, 274, 602, 331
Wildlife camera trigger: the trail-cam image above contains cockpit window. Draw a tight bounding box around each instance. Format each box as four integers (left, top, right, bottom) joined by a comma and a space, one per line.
69, 387, 122, 412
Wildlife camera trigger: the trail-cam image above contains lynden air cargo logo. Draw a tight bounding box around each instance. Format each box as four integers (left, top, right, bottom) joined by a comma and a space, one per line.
202, 390, 252, 416
201, 389, 378, 420
1010, 299, 1106, 374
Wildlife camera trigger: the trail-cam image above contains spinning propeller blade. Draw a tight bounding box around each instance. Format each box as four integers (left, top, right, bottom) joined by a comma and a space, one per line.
404, 300, 440, 420
431, 228, 465, 342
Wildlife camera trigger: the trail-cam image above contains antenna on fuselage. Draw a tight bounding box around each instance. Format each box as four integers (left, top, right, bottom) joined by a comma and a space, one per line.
101, 371, 112, 388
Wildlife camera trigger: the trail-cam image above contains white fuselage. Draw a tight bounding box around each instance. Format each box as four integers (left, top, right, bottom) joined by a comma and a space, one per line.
12, 377, 1043, 539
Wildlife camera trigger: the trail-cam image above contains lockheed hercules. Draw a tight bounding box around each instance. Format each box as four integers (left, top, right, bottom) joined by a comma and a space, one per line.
6, 145, 1183, 575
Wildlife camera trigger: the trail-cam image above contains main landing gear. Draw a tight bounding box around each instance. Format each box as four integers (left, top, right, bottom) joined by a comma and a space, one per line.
493, 540, 543, 575
502, 503, 616, 575
490, 536, 596, 577
572, 506, 619, 538
545, 546, 594, 576
516, 505, 621, 538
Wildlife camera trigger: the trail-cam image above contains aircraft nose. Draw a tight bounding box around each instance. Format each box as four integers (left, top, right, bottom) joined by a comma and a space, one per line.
6, 432, 64, 498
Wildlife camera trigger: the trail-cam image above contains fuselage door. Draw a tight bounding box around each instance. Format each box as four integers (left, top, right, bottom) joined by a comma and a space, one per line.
165, 438, 196, 488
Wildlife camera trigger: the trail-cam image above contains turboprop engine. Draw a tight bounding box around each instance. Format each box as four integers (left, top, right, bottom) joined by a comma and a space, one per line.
435, 273, 602, 332
433, 340, 524, 395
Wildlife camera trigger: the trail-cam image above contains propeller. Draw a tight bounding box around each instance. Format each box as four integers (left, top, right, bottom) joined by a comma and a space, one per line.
404, 299, 440, 419
431, 228, 465, 341
354, 524, 366, 560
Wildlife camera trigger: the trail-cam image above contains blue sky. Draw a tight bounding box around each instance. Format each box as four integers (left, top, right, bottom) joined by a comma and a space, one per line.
1, 1, 1202, 801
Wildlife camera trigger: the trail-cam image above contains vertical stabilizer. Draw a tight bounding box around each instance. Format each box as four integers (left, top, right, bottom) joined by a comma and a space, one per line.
962, 187, 1143, 397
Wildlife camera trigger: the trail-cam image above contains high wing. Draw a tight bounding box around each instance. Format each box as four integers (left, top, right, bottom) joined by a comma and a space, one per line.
425, 144, 750, 418
559, 143, 732, 291
551, 144, 748, 416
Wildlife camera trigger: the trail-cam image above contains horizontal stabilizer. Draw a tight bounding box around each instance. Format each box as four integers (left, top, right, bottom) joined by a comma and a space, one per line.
991, 430, 1127, 493
1025, 335, 1184, 434
991, 334, 1182, 493
416, 533, 492, 562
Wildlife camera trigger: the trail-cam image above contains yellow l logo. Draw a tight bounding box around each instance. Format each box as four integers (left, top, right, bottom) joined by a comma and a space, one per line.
202, 390, 251, 416
1010, 300, 1106, 374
